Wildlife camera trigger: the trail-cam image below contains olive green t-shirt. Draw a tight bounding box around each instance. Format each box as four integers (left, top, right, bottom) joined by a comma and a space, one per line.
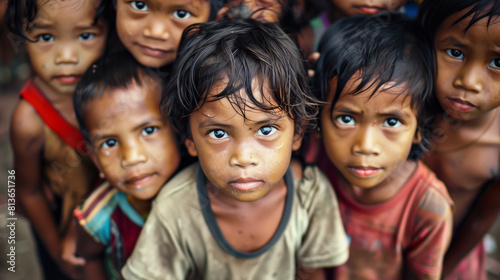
122, 163, 348, 280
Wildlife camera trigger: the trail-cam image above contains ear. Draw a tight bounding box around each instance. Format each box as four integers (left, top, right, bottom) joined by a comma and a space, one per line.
413, 128, 422, 145
89, 151, 105, 178
185, 138, 198, 157
292, 133, 304, 152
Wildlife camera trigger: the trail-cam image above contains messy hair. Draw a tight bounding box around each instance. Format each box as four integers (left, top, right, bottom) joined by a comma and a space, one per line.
419, 0, 500, 41
74, 51, 162, 143
5, 0, 111, 42
418, 0, 500, 83
314, 12, 437, 160
162, 17, 318, 141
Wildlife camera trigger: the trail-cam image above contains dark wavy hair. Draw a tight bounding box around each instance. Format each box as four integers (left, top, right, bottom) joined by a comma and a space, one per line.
162, 17, 318, 142
5, 0, 112, 42
418, 0, 500, 82
74, 51, 162, 143
313, 12, 438, 160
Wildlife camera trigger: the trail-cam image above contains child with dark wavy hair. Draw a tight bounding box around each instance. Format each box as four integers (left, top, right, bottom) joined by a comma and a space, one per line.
418, 0, 500, 279
6, 0, 109, 278
313, 13, 453, 279
122, 17, 349, 280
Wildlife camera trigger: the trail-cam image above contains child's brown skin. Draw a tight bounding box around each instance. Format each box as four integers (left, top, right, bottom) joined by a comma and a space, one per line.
423, 10, 500, 277
10, 0, 107, 278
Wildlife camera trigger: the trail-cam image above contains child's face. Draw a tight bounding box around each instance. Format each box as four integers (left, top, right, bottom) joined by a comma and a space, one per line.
434, 12, 500, 121
330, 0, 407, 21
85, 79, 180, 201
185, 81, 302, 202
115, 0, 210, 68
321, 76, 420, 189
226, 0, 282, 23
24, 0, 107, 95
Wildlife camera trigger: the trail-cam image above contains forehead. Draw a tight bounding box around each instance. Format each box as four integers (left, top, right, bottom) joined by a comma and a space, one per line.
197, 78, 285, 118
438, 7, 500, 34
35, 0, 99, 21
84, 81, 160, 123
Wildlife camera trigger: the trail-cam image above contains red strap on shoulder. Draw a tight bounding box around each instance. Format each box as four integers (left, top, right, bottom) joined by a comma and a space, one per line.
20, 78, 85, 152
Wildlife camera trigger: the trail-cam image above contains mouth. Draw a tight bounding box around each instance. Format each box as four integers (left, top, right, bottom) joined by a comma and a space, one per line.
447, 97, 477, 112
137, 44, 173, 58
348, 166, 382, 178
54, 75, 81, 84
355, 6, 384, 14
125, 173, 155, 188
229, 178, 263, 192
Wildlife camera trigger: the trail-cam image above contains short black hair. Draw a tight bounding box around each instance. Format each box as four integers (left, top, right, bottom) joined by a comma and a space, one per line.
74, 51, 162, 143
314, 12, 437, 160
418, 0, 500, 42
5, 0, 111, 42
162, 17, 318, 142
418, 0, 500, 90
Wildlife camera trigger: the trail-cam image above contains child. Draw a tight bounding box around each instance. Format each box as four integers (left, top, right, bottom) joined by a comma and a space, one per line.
418, 1, 500, 278
6, 0, 108, 278
122, 17, 349, 279
72, 51, 181, 280
313, 13, 454, 279
115, 0, 224, 69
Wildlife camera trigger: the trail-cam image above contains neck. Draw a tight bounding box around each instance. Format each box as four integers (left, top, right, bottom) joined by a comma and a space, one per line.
127, 195, 151, 216
443, 108, 499, 129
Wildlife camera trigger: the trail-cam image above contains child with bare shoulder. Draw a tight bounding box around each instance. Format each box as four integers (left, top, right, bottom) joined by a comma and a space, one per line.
418, 1, 500, 278
72, 51, 180, 280
6, 0, 108, 278
313, 13, 454, 279
122, 17, 349, 280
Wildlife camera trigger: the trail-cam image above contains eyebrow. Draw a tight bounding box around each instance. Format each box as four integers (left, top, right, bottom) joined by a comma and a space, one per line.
437, 36, 467, 48
378, 110, 412, 119
90, 118, 162, 142
198, 116, 284, 129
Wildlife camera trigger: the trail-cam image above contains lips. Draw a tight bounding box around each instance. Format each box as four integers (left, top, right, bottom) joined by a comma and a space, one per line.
229, 178, 263, 192
126, 173, 155, 188
356, 6, 383, 14
55, 75, 80, 84
138, 44, 172, 58
348, 166, 381, 178
447, 98, 477, 112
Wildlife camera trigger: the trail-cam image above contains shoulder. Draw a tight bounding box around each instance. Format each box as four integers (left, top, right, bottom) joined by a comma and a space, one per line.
294, 162, 338, 211
74, 181, 120, 243
153, 164, 199, 217
10, 99, 45, 153
413, 162, 454, 222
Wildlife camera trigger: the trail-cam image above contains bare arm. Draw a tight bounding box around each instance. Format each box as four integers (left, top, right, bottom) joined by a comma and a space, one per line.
441, 179, 500, 278
297, 268, 326, 280
10, 100, 83, 279
75, 218, 108, 280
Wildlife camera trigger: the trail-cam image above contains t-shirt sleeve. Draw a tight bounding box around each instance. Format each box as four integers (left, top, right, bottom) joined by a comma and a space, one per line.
297, 165, 349, 269
121, 203, 192, 280
405, 184, 454, 279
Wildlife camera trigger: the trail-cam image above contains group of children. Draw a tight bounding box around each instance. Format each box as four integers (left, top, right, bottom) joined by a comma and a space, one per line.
5, 0, 500, 279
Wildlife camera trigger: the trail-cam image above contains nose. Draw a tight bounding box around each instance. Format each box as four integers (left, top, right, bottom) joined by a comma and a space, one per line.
121, 140, 148, 168
143, 17, 170, 41
54, 43, 78, 64
351, 125, 381, 156
453, 62, 483, 94
229, 140, 258, 167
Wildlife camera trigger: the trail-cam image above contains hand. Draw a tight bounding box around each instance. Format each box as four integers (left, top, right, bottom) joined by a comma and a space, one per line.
59, 224, 86, 279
